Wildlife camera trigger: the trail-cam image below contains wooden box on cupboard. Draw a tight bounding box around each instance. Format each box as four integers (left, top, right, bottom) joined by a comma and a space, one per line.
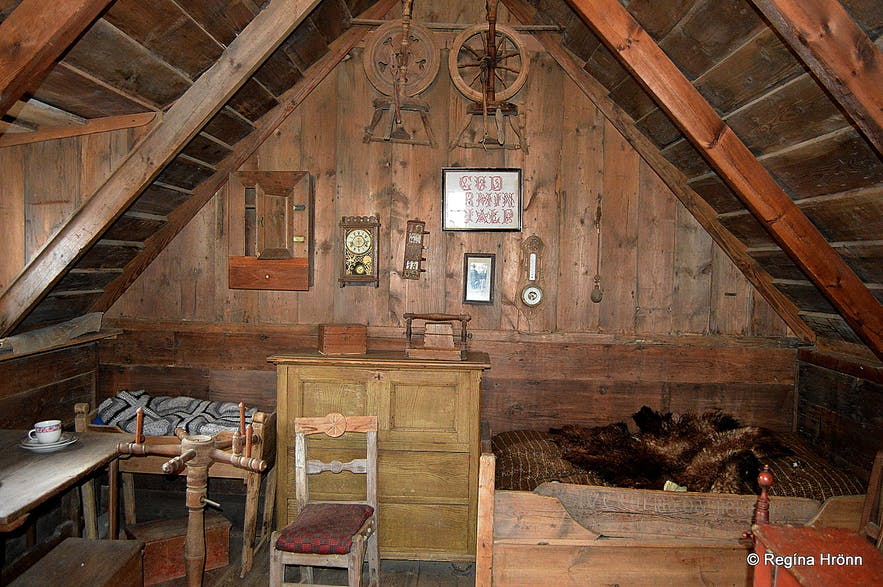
269, 351, 490, 561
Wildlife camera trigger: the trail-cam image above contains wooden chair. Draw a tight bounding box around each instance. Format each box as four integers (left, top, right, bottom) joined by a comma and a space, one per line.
860, 449, 883, 549
269, 413, 380, 587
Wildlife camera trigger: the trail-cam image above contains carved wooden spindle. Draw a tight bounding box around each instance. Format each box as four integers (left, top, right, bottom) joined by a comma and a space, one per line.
754, 465, 774, 525
743, 465, 774, 543
135, 407, 144, 444
233, 402, 246, 456
245, 424, 253, 458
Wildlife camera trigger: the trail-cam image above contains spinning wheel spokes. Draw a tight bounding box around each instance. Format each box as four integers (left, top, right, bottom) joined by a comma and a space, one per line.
449, 23, 530, 103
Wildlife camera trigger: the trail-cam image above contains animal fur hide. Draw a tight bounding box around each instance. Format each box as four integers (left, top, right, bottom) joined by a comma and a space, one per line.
549, 407, 788, 494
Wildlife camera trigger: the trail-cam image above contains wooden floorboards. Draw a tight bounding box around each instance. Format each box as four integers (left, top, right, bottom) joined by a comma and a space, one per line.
154, 528, 476, 587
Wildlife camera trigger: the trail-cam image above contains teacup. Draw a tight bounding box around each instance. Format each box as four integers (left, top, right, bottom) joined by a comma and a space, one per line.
28, 419, 62, 444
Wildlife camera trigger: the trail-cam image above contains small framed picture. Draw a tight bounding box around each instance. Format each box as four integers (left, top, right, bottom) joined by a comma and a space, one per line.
442, 167, 522, 231
463, 253, 495, 304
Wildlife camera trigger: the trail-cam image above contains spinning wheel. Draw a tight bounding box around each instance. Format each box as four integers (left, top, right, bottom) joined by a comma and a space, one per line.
448, 22, 530, 103
363, 19, 440, 97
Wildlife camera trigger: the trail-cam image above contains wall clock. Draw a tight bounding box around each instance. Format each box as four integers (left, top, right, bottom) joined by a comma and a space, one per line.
339, 215, 381, 287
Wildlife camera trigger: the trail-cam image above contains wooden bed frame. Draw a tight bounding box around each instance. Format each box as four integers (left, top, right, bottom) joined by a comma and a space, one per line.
74, 402, 277, 577
475, 452, 865, 586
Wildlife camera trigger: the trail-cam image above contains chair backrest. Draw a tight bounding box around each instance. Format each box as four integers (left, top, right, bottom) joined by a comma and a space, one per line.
293, 413, 378, 514
860, 450, 883, 549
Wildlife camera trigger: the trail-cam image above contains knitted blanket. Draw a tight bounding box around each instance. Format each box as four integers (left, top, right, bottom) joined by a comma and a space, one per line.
96, 389, 256, 436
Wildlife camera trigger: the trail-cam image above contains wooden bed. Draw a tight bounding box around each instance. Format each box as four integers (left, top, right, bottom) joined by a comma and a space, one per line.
74, 402, 277, 577
475, 452, 865, 586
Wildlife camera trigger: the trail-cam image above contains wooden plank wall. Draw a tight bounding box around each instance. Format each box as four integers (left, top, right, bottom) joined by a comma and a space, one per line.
98, 33, 797, 431
0, 128, 137, 292
0, 344, 98, 429
796, 350, 883, 482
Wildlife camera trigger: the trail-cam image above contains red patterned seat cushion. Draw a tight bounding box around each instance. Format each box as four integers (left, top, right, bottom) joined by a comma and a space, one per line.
275, 503, 374, 555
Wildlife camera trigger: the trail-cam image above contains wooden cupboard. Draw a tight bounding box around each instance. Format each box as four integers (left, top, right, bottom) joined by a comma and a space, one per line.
269, 351, 490, 561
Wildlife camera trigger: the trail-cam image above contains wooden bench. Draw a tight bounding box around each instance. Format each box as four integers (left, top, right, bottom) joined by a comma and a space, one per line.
9, 537, 143, 587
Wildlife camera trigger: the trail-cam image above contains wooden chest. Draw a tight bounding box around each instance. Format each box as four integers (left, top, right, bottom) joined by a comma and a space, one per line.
125, 511, 231, 585
10, 538, 143, 587
318, 324, 367, 355
269, 351, 490, 561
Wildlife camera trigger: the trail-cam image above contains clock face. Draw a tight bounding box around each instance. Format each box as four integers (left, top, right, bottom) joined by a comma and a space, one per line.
346, 229, 372, 254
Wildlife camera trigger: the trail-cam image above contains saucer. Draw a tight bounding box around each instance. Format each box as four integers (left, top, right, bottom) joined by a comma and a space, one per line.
19, 432, 79, 453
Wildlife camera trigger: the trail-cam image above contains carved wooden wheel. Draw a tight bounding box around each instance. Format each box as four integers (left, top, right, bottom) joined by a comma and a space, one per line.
363, 20, 440, 97
326, 412, 348, 437
448, 23, 530, 103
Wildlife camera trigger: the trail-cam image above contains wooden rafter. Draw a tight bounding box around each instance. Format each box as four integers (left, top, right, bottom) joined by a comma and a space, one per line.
89, 0, 401, 313
0, 0, 323, 337
564, 0, 882, 358
0, 0, 114, 117
501, 0, 815, 343
749, 0, 883, 155
0, 112, 158, 147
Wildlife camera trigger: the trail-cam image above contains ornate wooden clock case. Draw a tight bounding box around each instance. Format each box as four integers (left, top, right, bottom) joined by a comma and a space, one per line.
339, 215, 381, 287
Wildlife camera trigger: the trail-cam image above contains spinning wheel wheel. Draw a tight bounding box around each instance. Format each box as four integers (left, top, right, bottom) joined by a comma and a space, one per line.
363, 19, 440, 97
449, 23, 530, 103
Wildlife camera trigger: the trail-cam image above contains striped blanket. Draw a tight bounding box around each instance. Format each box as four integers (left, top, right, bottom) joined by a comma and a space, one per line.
96, 389, 256, 436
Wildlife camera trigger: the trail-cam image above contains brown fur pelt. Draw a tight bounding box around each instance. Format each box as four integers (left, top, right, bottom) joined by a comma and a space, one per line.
549, 407, 788, 493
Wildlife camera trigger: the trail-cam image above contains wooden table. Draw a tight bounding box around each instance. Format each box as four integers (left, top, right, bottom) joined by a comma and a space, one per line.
0, 429, 130, 536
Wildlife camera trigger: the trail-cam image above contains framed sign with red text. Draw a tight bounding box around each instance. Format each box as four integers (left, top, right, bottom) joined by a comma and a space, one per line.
441, 168, 522, 231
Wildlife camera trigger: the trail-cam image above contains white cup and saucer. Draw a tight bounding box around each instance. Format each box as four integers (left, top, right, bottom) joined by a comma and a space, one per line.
20, 419, 79, 453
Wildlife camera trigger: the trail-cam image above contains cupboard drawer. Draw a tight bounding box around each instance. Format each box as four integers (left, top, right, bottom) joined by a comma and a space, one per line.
379, 503, 472, 558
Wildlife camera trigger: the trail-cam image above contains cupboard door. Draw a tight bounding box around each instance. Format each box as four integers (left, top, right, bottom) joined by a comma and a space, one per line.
380, 370, 472, 450
285, 366, 379, 418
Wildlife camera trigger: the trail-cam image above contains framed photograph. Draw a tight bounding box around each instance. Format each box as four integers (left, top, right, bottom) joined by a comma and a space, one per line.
463, 253, 495, 304
442, 167, 522, 231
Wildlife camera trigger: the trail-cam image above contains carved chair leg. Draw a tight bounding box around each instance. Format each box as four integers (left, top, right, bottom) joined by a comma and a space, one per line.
268, 535, 283, 586
348, 534, 366, 586
300, 565, 314, 584
367, 526, 380, 587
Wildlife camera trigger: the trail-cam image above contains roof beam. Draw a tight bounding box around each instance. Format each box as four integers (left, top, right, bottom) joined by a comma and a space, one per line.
748, 0, 883, 155
0, 0, 113, 117
90, 0, 401, 313
501, 0, 814, 343
0, 0, 322, 336
564, 0, 882, 358
0, 112, 158, 147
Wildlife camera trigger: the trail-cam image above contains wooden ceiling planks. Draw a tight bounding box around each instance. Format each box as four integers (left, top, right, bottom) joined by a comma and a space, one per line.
567, 0, 883, 358
31, 63, 156, 117
750, 0, 883, 154
694, 28, 805, 116
0, 0, 325, 336
62, 19, 191, 108
103, 0, 224, 80
0, 0, 114, 117
182, 0, 257, 47
657, 0, 767, 81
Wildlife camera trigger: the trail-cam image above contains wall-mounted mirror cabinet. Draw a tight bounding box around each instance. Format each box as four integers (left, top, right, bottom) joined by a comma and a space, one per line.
227, 171, 313, 290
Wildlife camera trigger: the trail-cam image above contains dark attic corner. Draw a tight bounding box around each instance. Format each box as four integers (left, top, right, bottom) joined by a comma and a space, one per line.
0, 0, 881, 585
